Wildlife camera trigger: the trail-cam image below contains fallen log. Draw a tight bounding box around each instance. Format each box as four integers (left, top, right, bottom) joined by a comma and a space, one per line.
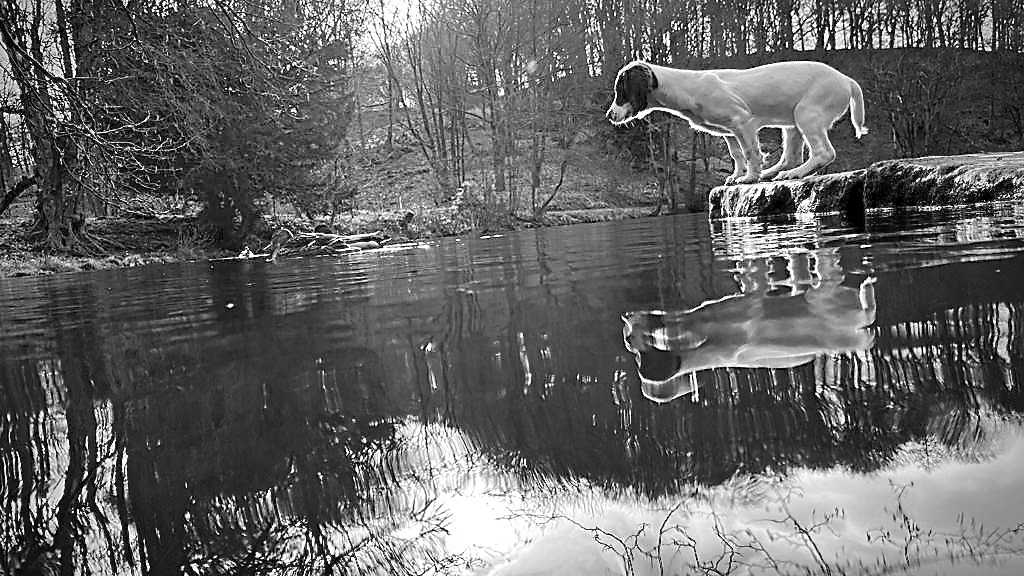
242, 228, 390, 262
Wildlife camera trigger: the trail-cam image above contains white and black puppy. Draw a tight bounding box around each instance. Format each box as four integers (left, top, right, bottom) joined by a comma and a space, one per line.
606, 60, 868, 184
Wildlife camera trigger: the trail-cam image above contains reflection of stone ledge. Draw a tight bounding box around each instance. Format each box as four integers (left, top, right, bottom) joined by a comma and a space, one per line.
709, 152, 1024, 219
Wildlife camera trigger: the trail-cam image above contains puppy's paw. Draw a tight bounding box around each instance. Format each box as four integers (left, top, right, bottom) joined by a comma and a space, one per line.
773, 171, 800, 181
735, 174, 760, 184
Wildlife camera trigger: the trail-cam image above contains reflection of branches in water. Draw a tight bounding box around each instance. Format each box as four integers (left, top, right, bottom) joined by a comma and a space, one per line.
185, 496, 472, 576
758, 490, 843, 575
501, 479, 1024, 576
505, 502, 790, 576
861, 481, 1024, 576
174, 420, 492, 576
0, 353, 133, 575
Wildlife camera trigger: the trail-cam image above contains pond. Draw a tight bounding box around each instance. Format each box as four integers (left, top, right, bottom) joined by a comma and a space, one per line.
2, 203, 1024, 575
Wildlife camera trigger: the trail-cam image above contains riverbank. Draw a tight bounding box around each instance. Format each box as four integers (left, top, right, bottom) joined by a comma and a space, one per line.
6, 151, 1022, 279
0, 206, 655, 278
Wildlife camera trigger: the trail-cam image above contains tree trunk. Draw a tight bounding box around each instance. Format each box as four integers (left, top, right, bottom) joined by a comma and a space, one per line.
34, 147, 84, 251
0, 18, 86, 251
0, 115, 14, 193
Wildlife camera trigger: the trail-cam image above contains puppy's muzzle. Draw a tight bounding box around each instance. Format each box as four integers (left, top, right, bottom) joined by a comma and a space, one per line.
605, 104, 629, 124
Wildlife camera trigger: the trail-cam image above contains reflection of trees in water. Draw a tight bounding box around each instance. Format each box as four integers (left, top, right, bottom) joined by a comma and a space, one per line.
0, 371, 131, 575
420, 255, 1024, 497
0, 344, 438, 574
0, 265, 436, 574
0, 279, 130, 574
873, 301, 1024, 459
119, 346, 404, 574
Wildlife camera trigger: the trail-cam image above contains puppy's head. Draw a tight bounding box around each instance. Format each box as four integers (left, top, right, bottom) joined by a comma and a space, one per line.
621, 310, 706, 403
606, 62, 659, 125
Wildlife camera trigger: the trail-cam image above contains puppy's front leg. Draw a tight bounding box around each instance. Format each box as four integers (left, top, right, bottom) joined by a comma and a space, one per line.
732, 125, 763, 184
723, 136, 745, 185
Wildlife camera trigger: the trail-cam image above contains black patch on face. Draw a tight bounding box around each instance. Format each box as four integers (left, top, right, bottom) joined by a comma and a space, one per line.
614, 64, 659, 114
637, 349, 683, 382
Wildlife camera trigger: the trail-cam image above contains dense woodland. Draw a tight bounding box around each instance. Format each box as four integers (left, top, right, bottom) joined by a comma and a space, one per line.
2, 0, 1024, 252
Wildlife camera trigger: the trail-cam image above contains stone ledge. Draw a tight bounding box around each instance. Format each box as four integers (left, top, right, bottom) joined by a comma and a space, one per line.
708, 151, 1024, 219
866, 152, 1024, 208
709, 170, 866, 218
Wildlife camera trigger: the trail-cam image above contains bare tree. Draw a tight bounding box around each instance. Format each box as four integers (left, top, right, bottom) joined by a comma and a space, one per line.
0, 2, 86, 249
370, 0, 469, 202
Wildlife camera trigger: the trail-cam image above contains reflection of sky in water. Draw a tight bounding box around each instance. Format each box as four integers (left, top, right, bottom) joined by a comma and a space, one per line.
402, 418, 1024, 575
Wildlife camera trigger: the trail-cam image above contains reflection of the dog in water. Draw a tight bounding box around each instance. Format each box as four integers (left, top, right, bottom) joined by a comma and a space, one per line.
623, 249, 876, 403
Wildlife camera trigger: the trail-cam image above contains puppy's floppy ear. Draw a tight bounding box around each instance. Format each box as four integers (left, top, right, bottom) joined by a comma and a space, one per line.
625, 63, 658, 111
646, 64, 659, 90
632, 63, 658, 91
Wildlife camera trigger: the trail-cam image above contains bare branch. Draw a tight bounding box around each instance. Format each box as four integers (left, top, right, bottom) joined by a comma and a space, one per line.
0, 171, 37, 216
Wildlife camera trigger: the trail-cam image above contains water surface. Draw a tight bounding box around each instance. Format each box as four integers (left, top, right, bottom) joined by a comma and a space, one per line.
2, 204, 1024, 575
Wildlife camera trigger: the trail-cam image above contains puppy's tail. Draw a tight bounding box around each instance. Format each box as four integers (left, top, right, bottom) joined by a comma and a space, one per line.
849, 79, 869, 138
